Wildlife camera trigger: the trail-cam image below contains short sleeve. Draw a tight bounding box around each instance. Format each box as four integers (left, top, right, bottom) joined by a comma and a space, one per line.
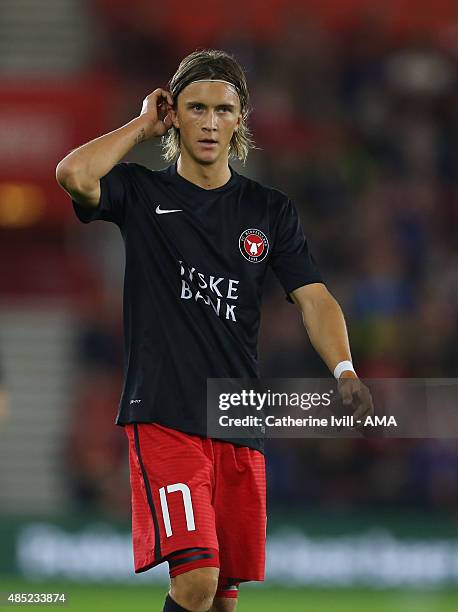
270, 198, 323, 300
72, 163, 129, 226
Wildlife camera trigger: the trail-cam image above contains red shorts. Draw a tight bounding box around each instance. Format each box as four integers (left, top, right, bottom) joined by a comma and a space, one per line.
124, 423, 266, 587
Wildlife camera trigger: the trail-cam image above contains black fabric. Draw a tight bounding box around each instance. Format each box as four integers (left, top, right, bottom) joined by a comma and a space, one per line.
167, 547, 215, 568
73, 162, 323, 452
168, 553, 215, 568
133, 424, 161, 561
163, 594, 191, 612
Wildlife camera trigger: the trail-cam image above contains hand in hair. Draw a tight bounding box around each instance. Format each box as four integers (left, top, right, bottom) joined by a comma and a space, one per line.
139, 89, 174, 140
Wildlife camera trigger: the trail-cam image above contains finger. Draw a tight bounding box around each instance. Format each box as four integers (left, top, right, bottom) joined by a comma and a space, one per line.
358, 387, 374, 415
353, 392, 366, 417
354, 393, 373, 422
156, 88, 173, 105
365, 394, 374, 417
157, 100, 167, 117
148, 88, 164, 102
163, 114, 173, 130
159, 100, 173, 118
148, 90, 167, 110
338, 379, 357, 406
353, 403, 368, 422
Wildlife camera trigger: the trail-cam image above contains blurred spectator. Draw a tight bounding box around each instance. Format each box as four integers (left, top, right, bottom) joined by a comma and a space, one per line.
65, 288, 127, 516
65, 368, 129, 517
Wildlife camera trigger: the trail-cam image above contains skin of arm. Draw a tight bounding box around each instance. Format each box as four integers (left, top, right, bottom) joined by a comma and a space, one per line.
0, 388, 9, 425
55, 89, 173, 207
291, 282, 373, 420
291, 282, 353, 375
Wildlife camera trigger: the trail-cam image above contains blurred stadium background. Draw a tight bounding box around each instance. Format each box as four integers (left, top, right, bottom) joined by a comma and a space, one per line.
0, 0, 457, 610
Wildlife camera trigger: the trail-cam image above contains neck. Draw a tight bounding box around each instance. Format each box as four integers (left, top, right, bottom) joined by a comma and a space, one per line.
176, 152, 231, 190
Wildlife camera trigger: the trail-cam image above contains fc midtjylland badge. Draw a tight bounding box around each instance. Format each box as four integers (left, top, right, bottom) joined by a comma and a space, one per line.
239, 228, 269, 263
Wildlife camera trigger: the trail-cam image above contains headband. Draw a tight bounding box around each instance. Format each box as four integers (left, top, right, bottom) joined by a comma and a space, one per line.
179, 79, 240, 98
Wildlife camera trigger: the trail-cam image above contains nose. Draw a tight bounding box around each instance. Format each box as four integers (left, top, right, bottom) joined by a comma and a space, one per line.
202, 110, 217, 133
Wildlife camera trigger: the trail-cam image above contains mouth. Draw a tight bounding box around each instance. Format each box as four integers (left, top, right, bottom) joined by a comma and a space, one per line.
198, 139, 218, 146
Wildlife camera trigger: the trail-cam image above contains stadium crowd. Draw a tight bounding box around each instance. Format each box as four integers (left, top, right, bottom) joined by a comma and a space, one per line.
66, 4, 458, 517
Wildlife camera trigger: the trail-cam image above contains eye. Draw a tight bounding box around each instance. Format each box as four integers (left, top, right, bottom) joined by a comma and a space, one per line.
191, 104, 204, 111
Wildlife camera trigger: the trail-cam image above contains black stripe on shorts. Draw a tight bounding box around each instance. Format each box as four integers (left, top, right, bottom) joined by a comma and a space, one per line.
134, 423, 162, 561
168, 547, 215, 569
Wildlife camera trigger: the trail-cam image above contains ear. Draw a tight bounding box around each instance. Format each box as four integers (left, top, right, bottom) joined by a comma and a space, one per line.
234, 113, 242, 133
170, 106, 180, 129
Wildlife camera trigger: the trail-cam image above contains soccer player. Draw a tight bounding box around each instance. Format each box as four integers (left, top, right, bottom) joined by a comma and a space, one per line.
56, 50, 372, 612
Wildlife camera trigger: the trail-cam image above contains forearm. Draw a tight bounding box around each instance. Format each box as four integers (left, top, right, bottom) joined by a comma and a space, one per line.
300, 290, 353, 374
0, 388, 9, 421
56, 115, 149, 192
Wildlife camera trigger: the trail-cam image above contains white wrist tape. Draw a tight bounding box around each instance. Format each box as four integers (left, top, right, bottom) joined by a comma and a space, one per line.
334, 360, 356, 379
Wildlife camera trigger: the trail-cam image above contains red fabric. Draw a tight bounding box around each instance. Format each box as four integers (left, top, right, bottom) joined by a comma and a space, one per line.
124, 423, 266, 582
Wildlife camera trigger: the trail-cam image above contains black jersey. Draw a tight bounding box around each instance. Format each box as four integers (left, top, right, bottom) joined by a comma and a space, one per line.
73, 163, 322, 451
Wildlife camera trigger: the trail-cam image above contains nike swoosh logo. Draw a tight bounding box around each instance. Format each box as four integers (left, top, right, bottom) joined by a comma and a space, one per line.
155, 205, 183, 215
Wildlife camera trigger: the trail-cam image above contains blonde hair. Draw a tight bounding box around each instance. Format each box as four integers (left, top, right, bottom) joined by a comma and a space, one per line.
162, 49, 255, 165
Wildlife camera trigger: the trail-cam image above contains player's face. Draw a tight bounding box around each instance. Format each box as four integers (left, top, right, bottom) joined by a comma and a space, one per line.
171, 81, 242, 165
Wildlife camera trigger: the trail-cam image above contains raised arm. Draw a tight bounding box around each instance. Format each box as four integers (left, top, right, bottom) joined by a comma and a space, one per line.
55, 89, 173, 208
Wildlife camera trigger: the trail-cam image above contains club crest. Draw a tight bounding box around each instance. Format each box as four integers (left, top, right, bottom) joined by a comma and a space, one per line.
239, 228, 269, 263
